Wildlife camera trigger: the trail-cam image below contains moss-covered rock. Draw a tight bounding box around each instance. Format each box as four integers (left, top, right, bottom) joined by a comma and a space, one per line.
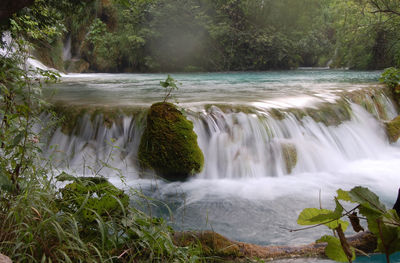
58, 176, 129, 225
281, 143, 297, 174
385, 115, 400, 143
138, 102, 204, 181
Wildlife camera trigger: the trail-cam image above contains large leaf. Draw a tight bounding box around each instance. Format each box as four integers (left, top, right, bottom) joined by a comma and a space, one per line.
348, 186, 386, 215
317, 235, 355, 262
297, 208, 348, 230
337, 189, 353, 202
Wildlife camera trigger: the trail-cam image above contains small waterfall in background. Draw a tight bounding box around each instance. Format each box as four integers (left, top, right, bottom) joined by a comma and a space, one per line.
62, 34, 72, 61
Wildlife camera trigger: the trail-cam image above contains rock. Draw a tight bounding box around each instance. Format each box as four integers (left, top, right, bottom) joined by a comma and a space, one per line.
138, 102, 204, 181
0, 254, 12, 263
64, 58, 89, 73
384, 115, 400, 143
59, 176, 129, 225
281, 142, 297, 174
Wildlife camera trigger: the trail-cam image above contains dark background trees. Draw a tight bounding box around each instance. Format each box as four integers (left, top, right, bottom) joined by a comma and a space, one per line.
4, 0, 399, 72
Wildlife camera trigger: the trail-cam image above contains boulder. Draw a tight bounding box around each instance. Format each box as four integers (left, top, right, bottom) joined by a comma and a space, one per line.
385, 115, 400, 143
138, 102, 204, 181
0, 253, 12, 263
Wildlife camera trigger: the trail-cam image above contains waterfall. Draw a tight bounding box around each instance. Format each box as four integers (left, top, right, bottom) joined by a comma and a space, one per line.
44, 87, 398, 180
1, 31, 58, 72
42, 78, 400, 245
63, 34, 72, 61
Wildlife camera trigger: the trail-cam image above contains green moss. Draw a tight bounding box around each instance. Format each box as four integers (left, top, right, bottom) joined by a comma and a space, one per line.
138, 102, 204, 181
59, 176, 129, 225
173, 231, 242, 258
305, 102, 352, 126
50, 104, 88, 134
49, 104, 147, 134
385, 115, 400, 143
285, 101, 352, 126
268, 108, 286, 120
281, 143, 297, 174
204, 104, 257, 114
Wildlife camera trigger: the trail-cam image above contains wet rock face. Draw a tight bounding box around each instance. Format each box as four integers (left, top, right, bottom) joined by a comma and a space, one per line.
385, 115, 400, 143
281, 142, 297, 174
138, 102, 204, 181
64, 58, 89, 73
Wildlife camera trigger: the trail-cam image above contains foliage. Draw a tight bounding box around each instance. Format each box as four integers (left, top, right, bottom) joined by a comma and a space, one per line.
327, 0, 400, 69
380, 67, 400, 108
297, 186, 400, 262
160, 74, 179, 103
6, 0, 400, 71
380, 67, 400, 89
58, 175, 129, 225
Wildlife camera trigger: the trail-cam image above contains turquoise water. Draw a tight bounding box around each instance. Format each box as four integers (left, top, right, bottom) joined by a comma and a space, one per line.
356, 253, 400, 262
46, 70, 382, 108
274, 253, 400, 262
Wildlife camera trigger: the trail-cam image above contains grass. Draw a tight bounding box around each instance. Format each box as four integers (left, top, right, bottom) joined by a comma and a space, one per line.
0, 172, 205, 262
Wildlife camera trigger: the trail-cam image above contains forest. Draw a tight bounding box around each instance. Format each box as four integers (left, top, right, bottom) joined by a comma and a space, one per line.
2, 0, 400, 72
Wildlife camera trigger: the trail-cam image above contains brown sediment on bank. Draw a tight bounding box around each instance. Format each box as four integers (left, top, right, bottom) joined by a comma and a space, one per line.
173, 231, 377, 261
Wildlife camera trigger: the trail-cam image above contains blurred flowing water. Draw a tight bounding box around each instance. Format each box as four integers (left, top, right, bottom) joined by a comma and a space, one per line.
43, 70, 400, 262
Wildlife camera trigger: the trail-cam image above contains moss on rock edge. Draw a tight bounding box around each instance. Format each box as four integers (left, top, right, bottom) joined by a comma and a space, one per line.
138, 102, 204, 181
385, 115, 400, 143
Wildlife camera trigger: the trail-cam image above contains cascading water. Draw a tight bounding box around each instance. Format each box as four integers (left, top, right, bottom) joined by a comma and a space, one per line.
62, 34, 72, 61
42, 71, 400, 261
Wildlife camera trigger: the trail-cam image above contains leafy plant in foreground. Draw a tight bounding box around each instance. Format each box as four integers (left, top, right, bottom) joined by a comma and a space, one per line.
297, 186, 400, 263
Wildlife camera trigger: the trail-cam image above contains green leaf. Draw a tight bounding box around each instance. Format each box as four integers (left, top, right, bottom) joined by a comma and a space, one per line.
337, 189, 353, 202
297, 208, 348, 230
12, 132, 24, 147
349, 186, 386, 214
317, 235, 355, 262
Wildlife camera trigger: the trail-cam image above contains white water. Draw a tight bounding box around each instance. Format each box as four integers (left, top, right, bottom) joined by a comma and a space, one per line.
63, 34, 72, 61
43, 72, 400, 259
1, 31, 59, 72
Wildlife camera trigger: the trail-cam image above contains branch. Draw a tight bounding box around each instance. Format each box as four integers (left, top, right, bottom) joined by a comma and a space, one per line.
370, 9, 400, 16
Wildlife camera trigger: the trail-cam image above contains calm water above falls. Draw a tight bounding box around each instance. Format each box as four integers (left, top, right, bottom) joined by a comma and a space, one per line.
45, 70, 400, 262
48, 70, 381, 108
